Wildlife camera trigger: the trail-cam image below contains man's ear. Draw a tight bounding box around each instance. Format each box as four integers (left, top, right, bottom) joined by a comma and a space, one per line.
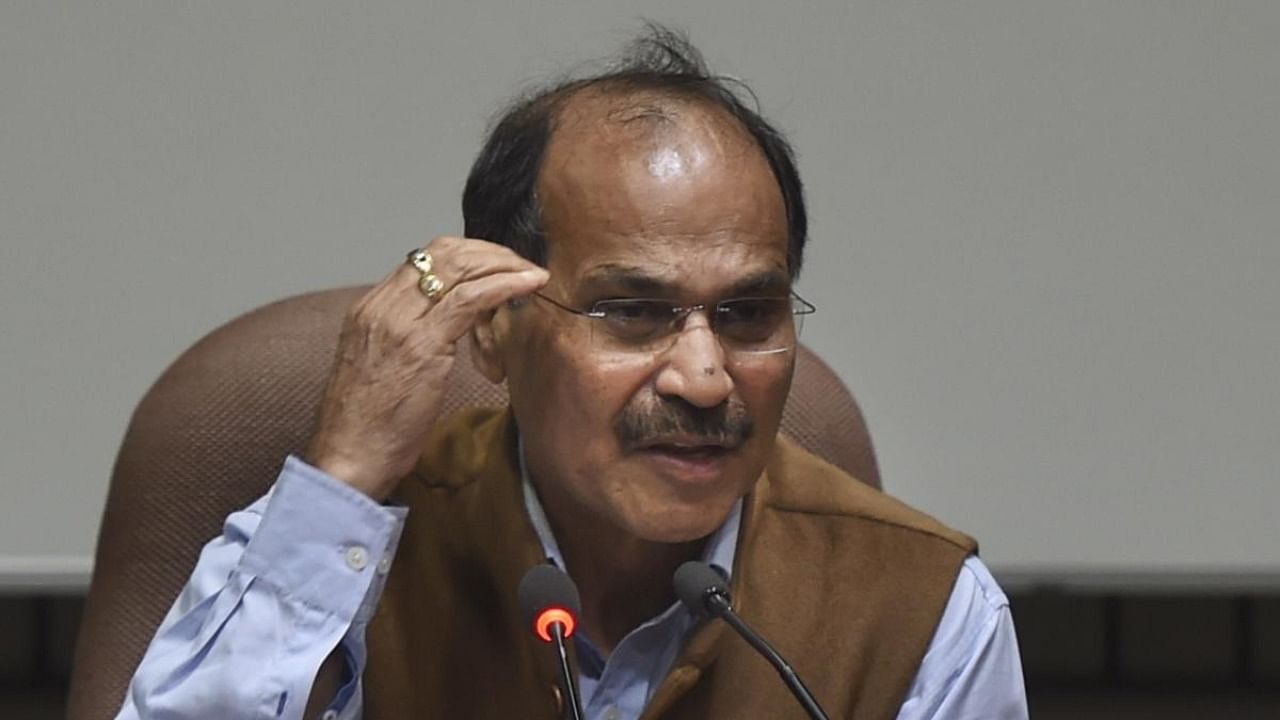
469, 306, 507, 384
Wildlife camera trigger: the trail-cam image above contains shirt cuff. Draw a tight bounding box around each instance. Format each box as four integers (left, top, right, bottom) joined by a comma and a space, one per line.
239, 455, 409, 622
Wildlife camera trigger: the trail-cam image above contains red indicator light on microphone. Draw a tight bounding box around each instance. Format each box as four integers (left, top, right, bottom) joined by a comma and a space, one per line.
534, 606, 577, 643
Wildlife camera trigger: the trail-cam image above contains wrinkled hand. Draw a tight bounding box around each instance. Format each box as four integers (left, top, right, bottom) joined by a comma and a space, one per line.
305, 236, 548, 500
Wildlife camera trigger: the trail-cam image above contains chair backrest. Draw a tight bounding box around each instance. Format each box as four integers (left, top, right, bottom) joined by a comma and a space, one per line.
66, 286, 880, 719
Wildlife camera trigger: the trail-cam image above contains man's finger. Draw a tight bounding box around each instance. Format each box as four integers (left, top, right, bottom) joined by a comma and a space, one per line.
424, 267, 550, 343
393, 239, 542, 307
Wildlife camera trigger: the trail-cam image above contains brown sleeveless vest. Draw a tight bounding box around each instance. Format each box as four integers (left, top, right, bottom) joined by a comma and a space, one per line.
365, 409, 976, 719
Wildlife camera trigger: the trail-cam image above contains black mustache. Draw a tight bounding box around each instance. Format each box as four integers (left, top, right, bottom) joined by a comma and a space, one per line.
615, 397, 754, 450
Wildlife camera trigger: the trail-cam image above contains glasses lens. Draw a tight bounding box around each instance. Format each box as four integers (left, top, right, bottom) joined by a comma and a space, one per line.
580, 296, 809, 355
591, 299, 680, 349
715, 297, 797, 353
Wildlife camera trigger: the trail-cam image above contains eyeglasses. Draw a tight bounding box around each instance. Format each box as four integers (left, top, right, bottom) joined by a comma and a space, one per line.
529, 291, 816, 356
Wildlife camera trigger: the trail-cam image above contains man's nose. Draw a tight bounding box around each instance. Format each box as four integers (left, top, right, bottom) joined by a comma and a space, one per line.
652, 312, 735, 408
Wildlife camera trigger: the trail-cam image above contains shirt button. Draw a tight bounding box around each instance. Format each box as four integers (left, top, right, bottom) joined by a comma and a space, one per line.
344, 545, 369, 571
602, 706, 621, 720
376, 554, 392, 575
321, 710, 338, 720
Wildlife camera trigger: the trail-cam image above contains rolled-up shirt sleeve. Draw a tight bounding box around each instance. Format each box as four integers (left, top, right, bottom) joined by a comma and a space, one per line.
117, 456, 407, 720
895, 556, 1029, 720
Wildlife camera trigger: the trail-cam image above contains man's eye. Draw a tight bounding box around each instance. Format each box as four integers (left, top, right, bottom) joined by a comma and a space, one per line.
719, 299, 784, 325
717, 298, 789, 343
599, 300, 672, 324
593, 301, 676, 343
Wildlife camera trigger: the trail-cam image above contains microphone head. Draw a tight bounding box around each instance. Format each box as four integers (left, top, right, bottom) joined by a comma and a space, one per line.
673, 561, 730, 618
518, 563, 582, 643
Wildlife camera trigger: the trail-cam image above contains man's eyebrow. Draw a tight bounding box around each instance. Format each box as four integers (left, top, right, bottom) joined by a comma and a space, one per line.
728, 270, 792, 296
577, 265, 792, 297
579, 265, 672, 295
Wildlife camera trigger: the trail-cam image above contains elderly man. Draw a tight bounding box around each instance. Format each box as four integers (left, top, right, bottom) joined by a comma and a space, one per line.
119, 27, 1026, 720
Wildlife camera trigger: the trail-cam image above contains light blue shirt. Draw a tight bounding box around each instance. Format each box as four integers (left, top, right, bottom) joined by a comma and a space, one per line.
118, 455, 1028, 719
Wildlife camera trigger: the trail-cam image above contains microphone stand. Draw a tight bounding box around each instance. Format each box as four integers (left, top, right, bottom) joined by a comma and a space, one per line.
550, 622, 585, 720
705, 592, 830, 720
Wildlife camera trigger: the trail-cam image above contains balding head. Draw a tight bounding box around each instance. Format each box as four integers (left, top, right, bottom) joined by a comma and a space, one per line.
547, 87, 759, 178
534, 90, 784, 273
461, 24, 808, 278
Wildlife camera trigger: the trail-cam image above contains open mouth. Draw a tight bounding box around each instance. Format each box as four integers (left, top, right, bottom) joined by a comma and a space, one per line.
636, 440, 736, 482
644, 444, 730, 459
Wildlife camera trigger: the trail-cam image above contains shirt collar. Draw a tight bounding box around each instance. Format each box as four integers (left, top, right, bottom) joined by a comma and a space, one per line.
518, 435, 742, 582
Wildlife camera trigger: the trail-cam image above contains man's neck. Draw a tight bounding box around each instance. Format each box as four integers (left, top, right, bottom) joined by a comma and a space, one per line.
556, 520, 703, 655
524, 471, 704, 654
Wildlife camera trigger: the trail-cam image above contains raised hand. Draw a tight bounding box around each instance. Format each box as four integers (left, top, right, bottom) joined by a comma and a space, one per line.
304, 236, 548, 500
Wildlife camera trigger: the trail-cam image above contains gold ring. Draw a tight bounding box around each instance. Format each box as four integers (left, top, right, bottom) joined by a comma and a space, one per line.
406, 248, 446, 300
406, 248, 433, 274
418, 273, 444, 299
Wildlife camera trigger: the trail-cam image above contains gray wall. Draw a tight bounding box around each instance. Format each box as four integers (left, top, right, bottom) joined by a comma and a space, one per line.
2, 1, 1277, 588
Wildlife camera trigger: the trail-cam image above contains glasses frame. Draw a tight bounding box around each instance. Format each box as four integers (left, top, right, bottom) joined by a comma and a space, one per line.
528, 290, 817, 355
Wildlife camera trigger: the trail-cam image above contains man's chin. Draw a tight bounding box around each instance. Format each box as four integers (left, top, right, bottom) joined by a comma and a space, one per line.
588, 452, 761, 542
619, 497, 741, 544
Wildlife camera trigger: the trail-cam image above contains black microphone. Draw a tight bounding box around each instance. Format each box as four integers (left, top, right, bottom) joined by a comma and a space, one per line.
518, 564, 586, 720
674, 561, 830, 720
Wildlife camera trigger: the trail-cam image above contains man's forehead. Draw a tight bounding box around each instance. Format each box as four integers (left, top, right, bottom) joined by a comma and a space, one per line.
577, 261, 792, 296
542, 214, 790, 297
